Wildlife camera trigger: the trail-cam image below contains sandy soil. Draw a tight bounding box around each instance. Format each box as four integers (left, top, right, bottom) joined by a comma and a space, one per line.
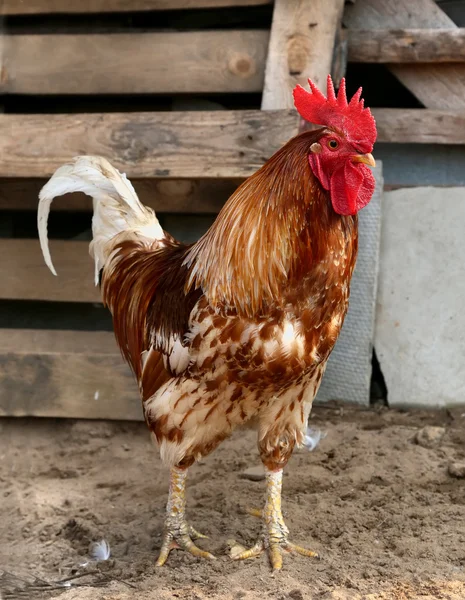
1, 405, 465, 600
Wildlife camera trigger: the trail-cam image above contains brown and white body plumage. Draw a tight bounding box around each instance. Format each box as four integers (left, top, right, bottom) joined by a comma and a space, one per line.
46, 131, 356, 474
140, 131, 357, 471
39, 123, 364, 569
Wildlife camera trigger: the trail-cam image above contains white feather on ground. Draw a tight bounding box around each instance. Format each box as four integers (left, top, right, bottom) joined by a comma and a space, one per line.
89, 539, 111, 562
303, 427, 326, 451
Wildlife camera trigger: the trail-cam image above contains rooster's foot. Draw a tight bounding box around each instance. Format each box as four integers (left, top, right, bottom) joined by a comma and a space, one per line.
156, 520, 215, 566
233, 469, 318, 571
156, 466, 215, 566
233, 508, 318, 570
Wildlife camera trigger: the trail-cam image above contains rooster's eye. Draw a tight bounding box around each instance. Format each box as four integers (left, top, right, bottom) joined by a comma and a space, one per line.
328, 139, 339, 150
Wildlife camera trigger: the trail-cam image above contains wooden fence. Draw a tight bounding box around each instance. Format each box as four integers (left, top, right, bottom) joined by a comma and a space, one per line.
0, 0, 464, 419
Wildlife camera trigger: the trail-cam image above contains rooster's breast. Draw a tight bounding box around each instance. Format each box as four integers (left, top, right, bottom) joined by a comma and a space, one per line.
187, 280, 349, 397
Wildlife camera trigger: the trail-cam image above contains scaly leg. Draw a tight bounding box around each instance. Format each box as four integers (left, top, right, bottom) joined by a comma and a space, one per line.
156, 466, 215, 566
233, 468, 318, 570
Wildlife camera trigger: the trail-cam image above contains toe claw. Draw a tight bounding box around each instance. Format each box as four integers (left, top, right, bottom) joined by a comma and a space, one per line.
188, 525, 209, 540
269, 543, 283, 571
233, 507, 318, 570
184, 540, 216, 560
155, 523, 215, 566
287, 541, 319, 559
155, 540, 175, 567
232, 540, 263, 561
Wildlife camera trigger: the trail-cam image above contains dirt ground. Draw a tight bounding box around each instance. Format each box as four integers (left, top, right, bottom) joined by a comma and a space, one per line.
1, 405, 465, 600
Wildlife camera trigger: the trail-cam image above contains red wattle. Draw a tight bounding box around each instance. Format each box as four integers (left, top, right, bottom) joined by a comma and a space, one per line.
329, 162, 375, 216
309, 154, 330, 190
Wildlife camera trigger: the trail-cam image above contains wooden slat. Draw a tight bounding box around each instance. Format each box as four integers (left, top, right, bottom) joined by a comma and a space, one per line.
5, 27, 464, 98
0, 179, 240, 212
344, 0, 465, 110
1, 0, 272, 14
372, 109, 465, 144
0, 108, 463, 184
261, 0, 345, 110
5, 26, 465, 98
1, 31, 269, 95
0, 328, 142, 420
0, 329, 118, 354
349, 28, 465, 63
0, 110, 298, 179
0, 240, 100, 303
0, 214, 213, 302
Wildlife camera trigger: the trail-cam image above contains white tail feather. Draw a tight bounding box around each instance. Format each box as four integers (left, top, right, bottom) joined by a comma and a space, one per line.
38, 156, 164, 284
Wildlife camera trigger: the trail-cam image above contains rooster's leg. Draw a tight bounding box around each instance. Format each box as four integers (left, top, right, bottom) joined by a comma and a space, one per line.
233, 468, 318, 570
156, 466, 215, 566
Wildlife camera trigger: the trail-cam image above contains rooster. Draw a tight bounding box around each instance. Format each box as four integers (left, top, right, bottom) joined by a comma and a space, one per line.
38, 76, 376, 571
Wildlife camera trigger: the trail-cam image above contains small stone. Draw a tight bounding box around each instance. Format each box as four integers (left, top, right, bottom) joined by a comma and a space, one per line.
363, 567, 377, 579
288, 590, 305, 600
227, 538, 248, 559
414, 426, 445, 448
448, 461, 465, 478
239, 466, 266, 481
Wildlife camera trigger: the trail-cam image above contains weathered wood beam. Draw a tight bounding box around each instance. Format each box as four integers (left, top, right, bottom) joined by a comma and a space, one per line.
0, 240, 100, 303
0, 329, 118, 355
3, 26, 464, 100
1, 218, 216, 303
0, 108, 462, 181
344, 0, 465, 110
349, 28, 465, 63
331, 26, 348, 86
0, 31, 269, 95
262, 0, 345, 109
0, 224, 212, 303
372, 109, 465, 145
0, 329, 142, 421
0, 179, 239, 212
0, 110, 298, 179
0, 0, 272, 14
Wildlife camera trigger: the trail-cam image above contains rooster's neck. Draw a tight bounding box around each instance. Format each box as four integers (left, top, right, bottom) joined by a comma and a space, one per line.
184, 131, 357, 317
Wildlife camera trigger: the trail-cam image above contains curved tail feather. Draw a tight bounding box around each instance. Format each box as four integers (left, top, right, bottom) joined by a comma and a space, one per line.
38, 155, 164, 284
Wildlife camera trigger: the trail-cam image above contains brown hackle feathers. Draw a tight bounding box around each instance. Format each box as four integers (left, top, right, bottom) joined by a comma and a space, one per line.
184, 130, 340, 317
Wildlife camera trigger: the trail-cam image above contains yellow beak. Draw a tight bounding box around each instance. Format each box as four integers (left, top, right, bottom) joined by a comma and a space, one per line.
352, 153, 376, 167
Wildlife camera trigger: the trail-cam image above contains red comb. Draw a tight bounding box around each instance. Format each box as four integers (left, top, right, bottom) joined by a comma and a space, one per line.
293, 75, 377, 152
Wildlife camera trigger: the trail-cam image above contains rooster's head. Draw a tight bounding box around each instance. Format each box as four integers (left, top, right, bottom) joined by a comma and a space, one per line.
293, 75, 377, 216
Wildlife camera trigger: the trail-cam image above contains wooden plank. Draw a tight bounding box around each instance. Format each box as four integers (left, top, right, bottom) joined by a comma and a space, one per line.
1, 31, 268, 95
0, 110, 298, 179
0, 217, 214, 303
1, 0, 272, 14
372, 109, 465, 144
0, 240, 100, 303
0, 179, 240, 212
0, 329, 118, 355
348, 28, 465, 63
5, 26, 464, 98
344, 0, 465, 110
331, 26, 348, 86
0, 108, 462, 184
0, 328, 142, 420
261, 0, 345, 109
